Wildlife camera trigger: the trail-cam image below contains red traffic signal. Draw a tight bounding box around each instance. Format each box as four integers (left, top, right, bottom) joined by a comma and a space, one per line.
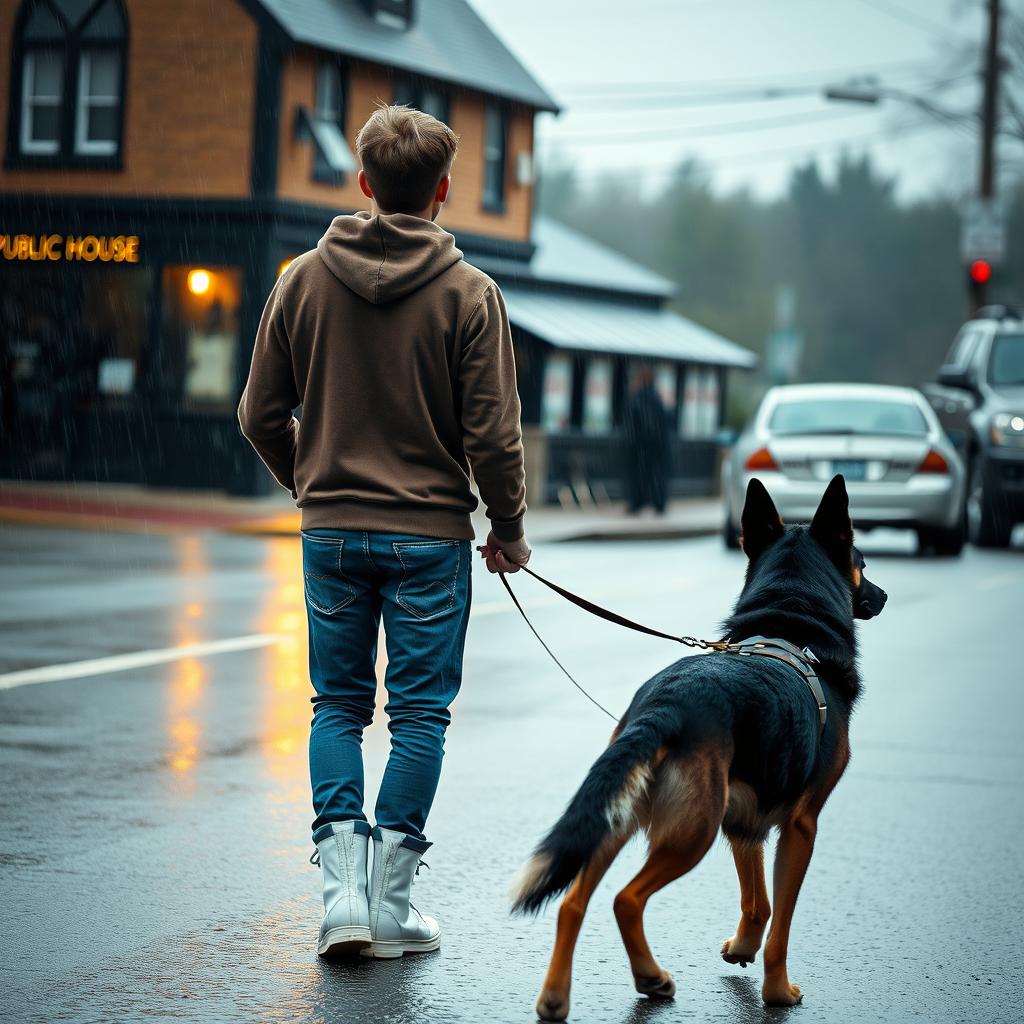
970, 259, 993, 284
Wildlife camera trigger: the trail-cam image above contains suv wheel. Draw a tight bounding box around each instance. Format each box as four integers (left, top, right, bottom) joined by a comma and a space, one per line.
966, 458, 1012, 548
917, 522, 964, 557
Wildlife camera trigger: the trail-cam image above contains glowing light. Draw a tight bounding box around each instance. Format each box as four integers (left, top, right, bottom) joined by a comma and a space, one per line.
744, 446, 779, 471
278, 258, 295, 277
188, 269, 211, 295
1011, 416, 1024, 432
969, 259, 992, 285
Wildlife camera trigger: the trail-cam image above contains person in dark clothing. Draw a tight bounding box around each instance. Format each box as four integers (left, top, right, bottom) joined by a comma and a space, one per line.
623, 366, 671, 514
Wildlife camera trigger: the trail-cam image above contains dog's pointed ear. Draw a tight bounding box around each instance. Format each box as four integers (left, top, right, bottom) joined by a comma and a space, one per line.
810, 474, 853, 554
740, 478, 784, 559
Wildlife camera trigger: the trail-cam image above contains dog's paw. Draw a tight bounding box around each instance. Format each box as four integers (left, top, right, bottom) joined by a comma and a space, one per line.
721, 936, 758, 967
634, 971, 676, 999
762, 980, 802, 1006
535, 990, 570, 1022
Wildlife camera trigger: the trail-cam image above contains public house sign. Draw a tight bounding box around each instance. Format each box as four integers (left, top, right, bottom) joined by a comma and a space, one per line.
0, 234, 141, 263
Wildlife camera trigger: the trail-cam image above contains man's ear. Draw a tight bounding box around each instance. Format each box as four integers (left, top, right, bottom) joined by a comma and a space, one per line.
357, 169, 374, 200
740, 478, 784, 560
810, 474, 853, 555
435, 174, 450, 204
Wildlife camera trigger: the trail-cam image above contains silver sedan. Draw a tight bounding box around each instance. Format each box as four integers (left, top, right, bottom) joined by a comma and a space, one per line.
722, 383, 966, 555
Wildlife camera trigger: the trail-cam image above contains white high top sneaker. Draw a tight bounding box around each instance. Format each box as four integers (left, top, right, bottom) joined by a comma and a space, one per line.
362, 826, 441, 958
314, 820, 372, 957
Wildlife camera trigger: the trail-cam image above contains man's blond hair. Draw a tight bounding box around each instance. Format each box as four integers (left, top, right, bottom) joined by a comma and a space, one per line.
356, 104, 459, 214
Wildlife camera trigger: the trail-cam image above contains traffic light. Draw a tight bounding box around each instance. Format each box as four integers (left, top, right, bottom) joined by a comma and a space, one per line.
968, 258, 993, 309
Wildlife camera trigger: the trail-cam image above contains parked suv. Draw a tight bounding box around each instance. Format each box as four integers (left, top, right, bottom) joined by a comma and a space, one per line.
923, 306, 1024, 548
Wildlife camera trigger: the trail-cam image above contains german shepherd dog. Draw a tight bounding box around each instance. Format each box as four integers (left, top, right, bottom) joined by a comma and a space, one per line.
511, 475, 887, 1021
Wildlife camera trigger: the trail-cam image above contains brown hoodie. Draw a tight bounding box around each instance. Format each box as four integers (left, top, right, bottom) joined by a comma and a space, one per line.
238, 211, 526, 542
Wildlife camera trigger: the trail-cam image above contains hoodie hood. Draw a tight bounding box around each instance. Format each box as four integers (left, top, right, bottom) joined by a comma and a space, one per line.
317, 211, 464, 304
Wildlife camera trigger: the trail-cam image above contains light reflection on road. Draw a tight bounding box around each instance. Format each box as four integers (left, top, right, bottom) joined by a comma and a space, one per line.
165, 535, 210, 785
259, 538, 312, 810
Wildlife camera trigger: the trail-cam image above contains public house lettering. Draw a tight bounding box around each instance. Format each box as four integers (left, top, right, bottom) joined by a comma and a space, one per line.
0, 234, 141, 264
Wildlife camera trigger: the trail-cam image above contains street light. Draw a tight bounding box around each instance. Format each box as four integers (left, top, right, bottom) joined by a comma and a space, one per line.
823, 80, 974, 129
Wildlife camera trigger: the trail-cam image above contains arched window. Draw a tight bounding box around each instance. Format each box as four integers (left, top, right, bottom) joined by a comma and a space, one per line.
8, 0, 127, 166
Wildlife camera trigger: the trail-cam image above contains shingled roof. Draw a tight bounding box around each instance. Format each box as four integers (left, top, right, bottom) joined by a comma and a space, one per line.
254, 0, 560, 112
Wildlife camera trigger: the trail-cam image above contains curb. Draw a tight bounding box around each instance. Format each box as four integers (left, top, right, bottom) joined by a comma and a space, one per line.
554, 527, 719, 543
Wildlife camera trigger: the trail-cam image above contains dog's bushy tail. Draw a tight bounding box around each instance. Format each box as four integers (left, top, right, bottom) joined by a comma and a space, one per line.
510, 715, 669, 914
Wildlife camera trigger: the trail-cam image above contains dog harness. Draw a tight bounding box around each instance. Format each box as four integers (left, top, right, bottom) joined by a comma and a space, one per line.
717, 636, 827, 736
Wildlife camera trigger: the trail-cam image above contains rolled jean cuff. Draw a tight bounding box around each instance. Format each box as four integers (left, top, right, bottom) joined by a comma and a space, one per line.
312, 819, 371, 844
372, 826, 432, 853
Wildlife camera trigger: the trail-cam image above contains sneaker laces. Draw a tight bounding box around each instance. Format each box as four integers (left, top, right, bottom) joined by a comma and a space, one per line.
415, 859, 430, 877
309, 850, 320, 866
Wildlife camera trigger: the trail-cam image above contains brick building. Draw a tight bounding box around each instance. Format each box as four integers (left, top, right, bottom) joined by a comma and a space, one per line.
1, 0, 753, 499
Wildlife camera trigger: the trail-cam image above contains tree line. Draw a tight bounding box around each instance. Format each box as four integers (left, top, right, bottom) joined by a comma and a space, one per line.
539, 153, 1024, 417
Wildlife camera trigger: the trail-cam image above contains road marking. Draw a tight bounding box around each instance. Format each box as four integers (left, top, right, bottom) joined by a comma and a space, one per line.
0, 634, 284, 691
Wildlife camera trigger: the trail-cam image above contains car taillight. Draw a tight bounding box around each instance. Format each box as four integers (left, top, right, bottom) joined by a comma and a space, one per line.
917, 449, 949, 474
744, 447, 779, 471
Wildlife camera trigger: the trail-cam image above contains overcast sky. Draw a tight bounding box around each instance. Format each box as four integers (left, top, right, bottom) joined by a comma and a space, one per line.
469, 0, 1003, 201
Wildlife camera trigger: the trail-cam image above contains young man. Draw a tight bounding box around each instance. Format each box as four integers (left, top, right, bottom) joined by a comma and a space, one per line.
238, 105, 530, 960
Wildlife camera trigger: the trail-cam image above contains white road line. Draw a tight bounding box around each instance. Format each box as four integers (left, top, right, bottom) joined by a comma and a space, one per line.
0, 634, 284, 691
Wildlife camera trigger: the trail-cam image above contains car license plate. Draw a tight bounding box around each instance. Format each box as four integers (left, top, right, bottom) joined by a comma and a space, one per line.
832, 459, 866, 481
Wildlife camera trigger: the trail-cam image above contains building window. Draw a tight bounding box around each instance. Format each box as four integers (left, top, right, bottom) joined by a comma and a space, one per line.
20, 50, 63, 154
8, 0, 127, 167
161, 266, 243, 412
680, 366, 720, 438
541, 353, 573, 433
482, 103, 507, 212
76, 50, 121, 155
582, 358, 613, 435
393, 76, 449, 124
309, 58, 352, 184
369, 0, 413, 30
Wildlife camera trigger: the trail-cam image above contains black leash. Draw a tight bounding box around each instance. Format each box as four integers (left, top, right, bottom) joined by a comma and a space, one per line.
497, 571, 619, 721
496, 564, 731, 724
501, 564, 731, 651
496, 564, 826, 734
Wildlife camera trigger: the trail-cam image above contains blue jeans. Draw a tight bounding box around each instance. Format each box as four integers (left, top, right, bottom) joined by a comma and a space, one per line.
302, 529, 471, 846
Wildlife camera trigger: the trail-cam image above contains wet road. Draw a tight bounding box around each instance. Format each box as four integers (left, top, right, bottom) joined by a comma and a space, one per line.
1, 523, 1022, 1024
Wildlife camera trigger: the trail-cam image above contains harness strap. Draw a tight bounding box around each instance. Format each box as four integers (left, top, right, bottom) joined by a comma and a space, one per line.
718, 636, 827, 735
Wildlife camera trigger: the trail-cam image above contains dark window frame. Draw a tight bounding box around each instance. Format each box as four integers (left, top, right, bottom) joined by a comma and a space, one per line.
5, 0, 129, 172
312, 54, 348, 185
369, 0, 414, 30
482, 100, 507, 214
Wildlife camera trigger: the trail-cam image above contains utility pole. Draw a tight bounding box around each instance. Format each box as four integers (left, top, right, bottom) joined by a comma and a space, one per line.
974, 0, 1001, 307
980, 0, 1000, 201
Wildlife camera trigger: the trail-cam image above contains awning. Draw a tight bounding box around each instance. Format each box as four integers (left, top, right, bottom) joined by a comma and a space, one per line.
502, 288, 757, 368
295, 107, 357, 175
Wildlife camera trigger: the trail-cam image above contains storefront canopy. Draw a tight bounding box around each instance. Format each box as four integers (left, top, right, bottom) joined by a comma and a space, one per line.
502, 288, 758, 369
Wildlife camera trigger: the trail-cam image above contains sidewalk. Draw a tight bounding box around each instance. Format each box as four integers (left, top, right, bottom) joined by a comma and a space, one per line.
0, 480, 723, 543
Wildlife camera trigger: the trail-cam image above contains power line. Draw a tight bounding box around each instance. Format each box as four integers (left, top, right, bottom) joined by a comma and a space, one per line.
555, 59, 938, 97
855, 0, 968, 42
554, 68, 978, 115
538, 106, 871, 147
542, 117, 957, 184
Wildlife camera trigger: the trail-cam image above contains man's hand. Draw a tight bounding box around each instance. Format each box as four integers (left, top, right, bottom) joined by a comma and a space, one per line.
477, 530, 532, 574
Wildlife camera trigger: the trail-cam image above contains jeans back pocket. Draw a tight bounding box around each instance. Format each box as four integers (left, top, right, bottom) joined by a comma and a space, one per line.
302, 534, 357, 615
393, 540, 464, 620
